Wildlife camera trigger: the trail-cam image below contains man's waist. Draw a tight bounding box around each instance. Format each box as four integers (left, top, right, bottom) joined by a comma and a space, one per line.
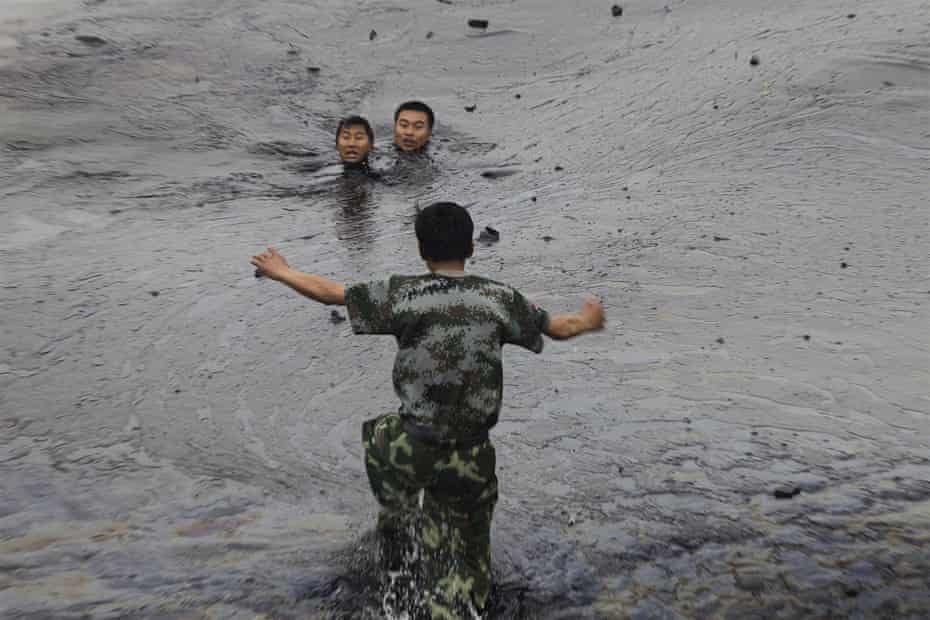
399, 415, 490, 449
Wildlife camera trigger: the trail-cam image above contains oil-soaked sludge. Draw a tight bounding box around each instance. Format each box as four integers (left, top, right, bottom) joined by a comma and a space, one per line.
2, 0, 929, 618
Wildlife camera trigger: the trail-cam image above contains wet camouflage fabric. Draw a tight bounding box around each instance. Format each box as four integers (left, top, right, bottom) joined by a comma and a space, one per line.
363, 412, 497, 619
345, 273, 549, 439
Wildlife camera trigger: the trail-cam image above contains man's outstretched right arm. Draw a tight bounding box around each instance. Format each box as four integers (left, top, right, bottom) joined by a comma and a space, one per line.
544, 299, 605, 340
251, 247, 346, 306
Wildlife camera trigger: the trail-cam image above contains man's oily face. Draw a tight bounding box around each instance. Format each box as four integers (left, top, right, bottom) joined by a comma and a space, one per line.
337, 126, 372, 163
394, 110, 431, 152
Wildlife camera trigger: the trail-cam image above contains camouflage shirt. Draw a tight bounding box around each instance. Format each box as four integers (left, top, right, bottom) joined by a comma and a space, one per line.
345, 272, 549, 438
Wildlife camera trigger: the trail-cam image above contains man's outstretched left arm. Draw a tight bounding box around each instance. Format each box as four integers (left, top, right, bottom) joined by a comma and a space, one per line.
250, 247, 346, 306
544, 298, 605, 340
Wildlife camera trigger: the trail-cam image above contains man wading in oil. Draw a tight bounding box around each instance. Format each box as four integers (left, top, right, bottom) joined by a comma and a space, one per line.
385, 100, 437, 187
393, 100, 434, 154
250, 202, 604, 618
335, 114, 376, 174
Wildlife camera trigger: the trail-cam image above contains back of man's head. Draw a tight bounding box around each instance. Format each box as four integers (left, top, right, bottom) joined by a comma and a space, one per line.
394, 101, 435, 129
415, 202, 474, 262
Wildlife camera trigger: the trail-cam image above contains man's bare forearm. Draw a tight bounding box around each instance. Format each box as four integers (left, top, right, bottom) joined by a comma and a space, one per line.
276, 268, 346, 306
545, 313, 594, 340
544, 299, 605, 340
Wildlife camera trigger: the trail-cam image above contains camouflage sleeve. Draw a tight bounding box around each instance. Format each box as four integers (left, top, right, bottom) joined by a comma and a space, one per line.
345, 278, 395, 335
503, 289, 549, 353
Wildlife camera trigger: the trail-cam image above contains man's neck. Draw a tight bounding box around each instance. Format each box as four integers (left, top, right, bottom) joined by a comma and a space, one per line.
342, 159, 369, 172
394, 144, 428, 156
426, 259, 466, 273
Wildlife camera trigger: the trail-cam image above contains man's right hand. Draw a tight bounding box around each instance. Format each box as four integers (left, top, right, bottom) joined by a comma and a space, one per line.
250, 247, 290, 281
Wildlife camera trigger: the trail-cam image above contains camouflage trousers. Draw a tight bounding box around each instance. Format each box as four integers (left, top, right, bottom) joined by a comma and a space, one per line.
362, 412, 498, 619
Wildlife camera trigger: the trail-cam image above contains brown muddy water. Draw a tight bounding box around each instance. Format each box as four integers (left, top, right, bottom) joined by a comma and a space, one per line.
1, 0, 929, 618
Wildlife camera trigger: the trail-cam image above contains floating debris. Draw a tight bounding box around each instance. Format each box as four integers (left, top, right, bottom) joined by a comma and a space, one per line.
478, 226, 500, 244
75, 34, 107, 47
773, 486, 801, 499
480, 169, 520, 180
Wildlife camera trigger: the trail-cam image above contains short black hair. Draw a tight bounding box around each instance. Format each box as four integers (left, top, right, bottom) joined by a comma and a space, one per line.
394, 101, 435, 129
415, 202, 474, 262
335, 115, 374, 144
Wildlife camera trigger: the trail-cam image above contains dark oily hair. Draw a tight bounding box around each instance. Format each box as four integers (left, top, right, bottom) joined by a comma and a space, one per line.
394, 100, 435, 129
335, 115, 374, 144
415, 202, 474, 261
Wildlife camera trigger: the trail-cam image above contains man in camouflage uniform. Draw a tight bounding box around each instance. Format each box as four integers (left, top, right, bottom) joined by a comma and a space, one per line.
362, 412, 497, 618
251, 202, 605, 618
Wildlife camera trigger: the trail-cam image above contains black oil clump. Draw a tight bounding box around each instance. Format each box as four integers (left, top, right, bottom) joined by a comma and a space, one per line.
478, 226, 500, 245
